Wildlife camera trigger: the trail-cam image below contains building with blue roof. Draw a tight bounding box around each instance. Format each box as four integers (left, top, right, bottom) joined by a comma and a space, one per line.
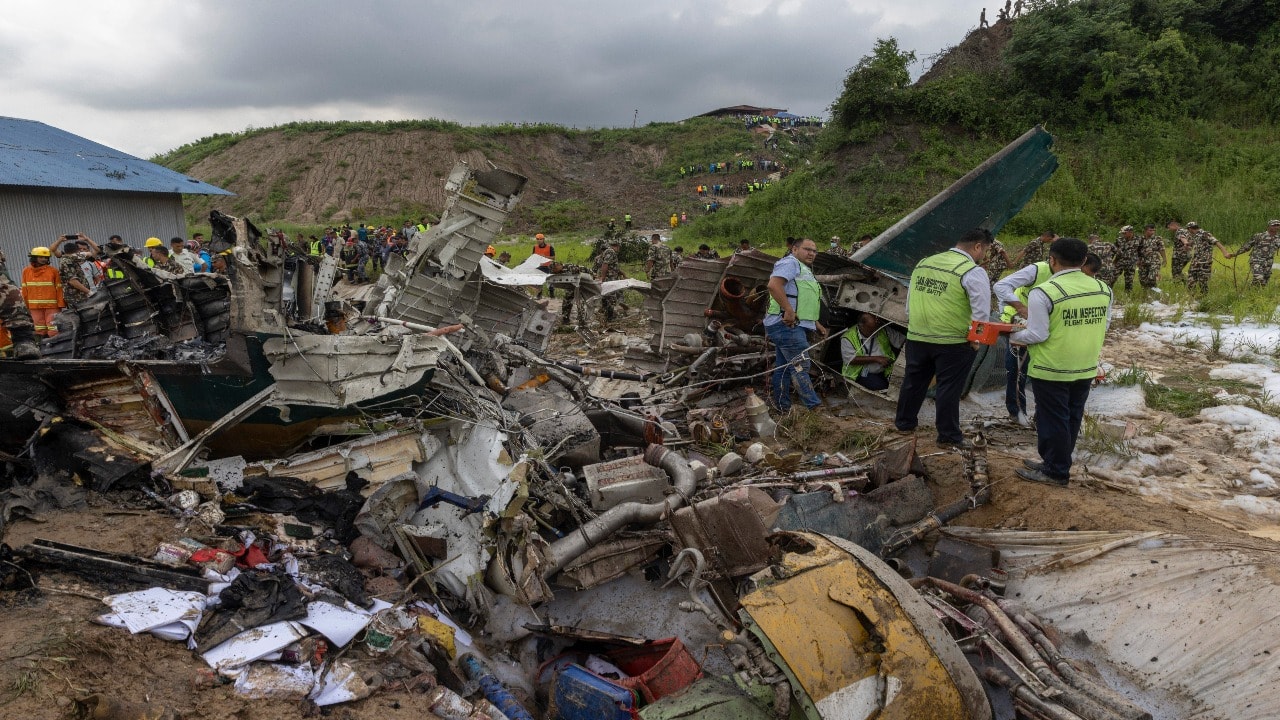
0, 116, 232, 274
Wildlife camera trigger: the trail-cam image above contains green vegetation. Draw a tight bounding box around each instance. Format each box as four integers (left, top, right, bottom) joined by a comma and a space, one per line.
531, 200, 594, 234
1077, 414, 1135, 458
1105, 366, 1280, 419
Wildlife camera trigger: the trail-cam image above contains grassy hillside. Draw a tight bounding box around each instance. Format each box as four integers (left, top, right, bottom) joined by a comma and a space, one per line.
155, 0, 1280, 286
154, 117, 817, 237
685, 0, 1280, 254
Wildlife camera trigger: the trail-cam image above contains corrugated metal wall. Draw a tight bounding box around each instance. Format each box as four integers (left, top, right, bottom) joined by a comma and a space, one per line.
0, 187, 186, 277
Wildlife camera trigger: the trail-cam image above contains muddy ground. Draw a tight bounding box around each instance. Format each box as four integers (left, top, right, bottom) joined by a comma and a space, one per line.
0, 307, 1271, 719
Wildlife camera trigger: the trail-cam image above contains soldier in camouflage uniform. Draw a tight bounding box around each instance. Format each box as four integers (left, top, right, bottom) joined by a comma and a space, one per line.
981, 238, 1011, 284
1018, 230, 1054, 266
1086, 234, 1117, 287
644, 233, 673, 281
1184, 222, 1229, 294
1167, 220, 1191, 279
593, 238, 625, 323
552, 262, 591, 327
0, 252, 40, 359
1136, 224, 1166, 290
145, 241, 187, 275
51, 236, 94, 308
1113, 225, 1142, 292
1226, 219, 1280, 287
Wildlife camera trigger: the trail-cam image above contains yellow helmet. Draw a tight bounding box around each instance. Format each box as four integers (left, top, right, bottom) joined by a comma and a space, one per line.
29, 246, 51, 257
145, 237, 163, 248
485, 245, 496, 257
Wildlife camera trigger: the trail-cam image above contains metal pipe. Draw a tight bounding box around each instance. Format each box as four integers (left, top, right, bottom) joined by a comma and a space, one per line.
925, 578, 1127, 720
786, 464, 870, 481
1000, 601, 1152, 720
544, 445, 696, 575
553, 362, 652, 382
984, 667, 1086, 720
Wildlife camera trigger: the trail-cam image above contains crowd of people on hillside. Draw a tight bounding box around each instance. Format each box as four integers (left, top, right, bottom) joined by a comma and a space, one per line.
678, 159, 780, 177
735, 114, 823, 129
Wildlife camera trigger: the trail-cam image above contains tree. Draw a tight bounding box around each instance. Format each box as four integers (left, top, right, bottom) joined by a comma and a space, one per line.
829, 39, 916, 130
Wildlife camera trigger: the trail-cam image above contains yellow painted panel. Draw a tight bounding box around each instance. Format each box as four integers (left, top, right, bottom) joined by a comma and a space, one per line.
741, 537, 978, 720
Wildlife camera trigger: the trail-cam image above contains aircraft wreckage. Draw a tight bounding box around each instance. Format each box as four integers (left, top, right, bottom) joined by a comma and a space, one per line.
3, 129, 1260, 719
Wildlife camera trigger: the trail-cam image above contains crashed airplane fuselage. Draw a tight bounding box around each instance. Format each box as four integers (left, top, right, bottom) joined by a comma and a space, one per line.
0, 162, 547, 459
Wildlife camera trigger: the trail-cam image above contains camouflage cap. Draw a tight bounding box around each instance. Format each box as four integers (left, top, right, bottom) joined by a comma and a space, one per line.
1121, 225, 1135, 232
1186, 221, 1200, 229
1269, 219, 1280, 227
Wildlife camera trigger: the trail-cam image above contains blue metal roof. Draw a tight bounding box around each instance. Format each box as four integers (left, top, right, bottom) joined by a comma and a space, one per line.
0, 116, 232, 196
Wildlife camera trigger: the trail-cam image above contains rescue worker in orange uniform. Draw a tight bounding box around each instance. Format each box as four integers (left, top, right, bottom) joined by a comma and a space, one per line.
532, 233, 556, 298
21, 247, 64, 338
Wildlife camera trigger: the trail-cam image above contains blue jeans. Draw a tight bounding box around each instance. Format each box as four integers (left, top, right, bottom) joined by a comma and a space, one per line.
1030, 377, 1092, 479
766, 323, 821, 411
1005, 344, 1030, 417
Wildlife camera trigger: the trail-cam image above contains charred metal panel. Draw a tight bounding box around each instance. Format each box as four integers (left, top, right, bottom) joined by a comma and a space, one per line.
60, 367, 185, 448
39, 264, 232, 359
263, 333, 447, 408
459, 279, 555, 352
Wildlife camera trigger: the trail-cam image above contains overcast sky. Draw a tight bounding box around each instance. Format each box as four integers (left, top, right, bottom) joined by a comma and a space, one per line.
1, 1, 981, 159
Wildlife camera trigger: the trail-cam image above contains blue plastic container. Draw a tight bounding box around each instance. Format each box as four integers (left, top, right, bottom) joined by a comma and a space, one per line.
552, 663, 639, 720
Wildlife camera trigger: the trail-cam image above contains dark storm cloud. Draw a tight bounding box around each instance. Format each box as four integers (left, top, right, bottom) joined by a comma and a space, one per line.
59, 0, 964, 127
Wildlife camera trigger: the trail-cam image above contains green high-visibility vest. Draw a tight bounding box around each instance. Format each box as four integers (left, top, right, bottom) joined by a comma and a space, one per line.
907, 250, 979, 343
766, 257, 820, 322
1027, 270, 1112, 381
999, 261, 1052, 322
841, 326, 897, 381
310, 240, 324, 256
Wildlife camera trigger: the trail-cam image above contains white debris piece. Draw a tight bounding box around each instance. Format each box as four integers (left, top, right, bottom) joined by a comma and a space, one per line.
201, 621, 310, 671
101, 587, 206, 637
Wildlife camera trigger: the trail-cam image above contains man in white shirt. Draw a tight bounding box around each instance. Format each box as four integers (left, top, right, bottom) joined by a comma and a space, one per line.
169, 237, 197, 273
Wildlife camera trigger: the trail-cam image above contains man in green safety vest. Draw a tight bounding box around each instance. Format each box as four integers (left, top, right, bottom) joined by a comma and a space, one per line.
894, 228, 994, 447
764, 237, 827, 412
840, 313, 905, 392
993, 258, 1052, 426
1010, 238, 1113, 486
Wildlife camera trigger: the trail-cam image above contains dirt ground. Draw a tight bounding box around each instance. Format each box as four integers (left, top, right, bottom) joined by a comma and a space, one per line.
0, 310, 1273, 719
